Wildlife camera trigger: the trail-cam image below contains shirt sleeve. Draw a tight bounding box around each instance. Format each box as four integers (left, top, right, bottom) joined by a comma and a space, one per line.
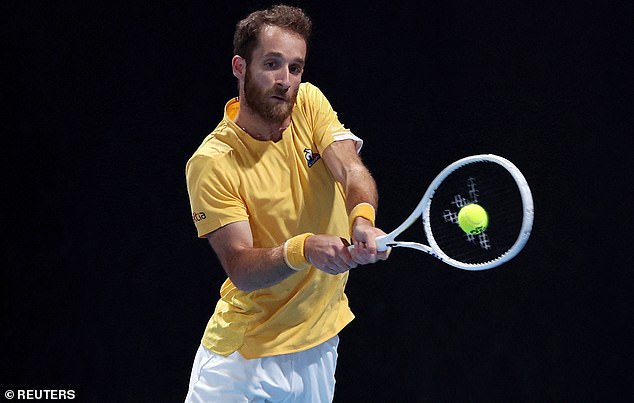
303, 83, 363, 154
186, 153, 248, 238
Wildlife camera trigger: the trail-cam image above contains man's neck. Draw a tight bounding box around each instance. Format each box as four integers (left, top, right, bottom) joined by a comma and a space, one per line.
234, 108, 289, 143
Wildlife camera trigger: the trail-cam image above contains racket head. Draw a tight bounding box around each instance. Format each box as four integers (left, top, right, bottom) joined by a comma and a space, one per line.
421, 154, 534, 270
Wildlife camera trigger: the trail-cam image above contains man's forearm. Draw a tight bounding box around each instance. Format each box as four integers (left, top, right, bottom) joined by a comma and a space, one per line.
220, 244, 294, 292
343, 165, 379, 213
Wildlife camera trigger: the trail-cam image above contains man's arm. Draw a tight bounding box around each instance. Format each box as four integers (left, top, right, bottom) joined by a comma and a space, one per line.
204, 139, 385, 292
205, 221, 291, 292
206, 221, 358, 292
321, 139, 389, 265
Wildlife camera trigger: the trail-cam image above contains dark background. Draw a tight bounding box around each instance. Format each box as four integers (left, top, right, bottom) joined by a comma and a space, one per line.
3, 0, 632, 401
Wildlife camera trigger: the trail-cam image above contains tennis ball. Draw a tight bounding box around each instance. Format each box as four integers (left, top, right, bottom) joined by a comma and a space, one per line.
458, 203, 489, 234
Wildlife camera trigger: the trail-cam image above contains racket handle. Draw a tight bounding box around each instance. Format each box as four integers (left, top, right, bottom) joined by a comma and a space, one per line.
376, 235, 388, 251
346, 235, 389, 252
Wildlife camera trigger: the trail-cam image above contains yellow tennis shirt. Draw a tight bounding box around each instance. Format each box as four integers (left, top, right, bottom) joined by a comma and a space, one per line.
186, 82, 361, 358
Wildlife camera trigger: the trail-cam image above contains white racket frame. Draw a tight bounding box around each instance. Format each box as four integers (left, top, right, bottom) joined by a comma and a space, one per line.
375, 154, 534, 270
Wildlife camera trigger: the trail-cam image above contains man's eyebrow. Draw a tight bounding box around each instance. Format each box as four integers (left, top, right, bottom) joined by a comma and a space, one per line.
263, 52, 305, 65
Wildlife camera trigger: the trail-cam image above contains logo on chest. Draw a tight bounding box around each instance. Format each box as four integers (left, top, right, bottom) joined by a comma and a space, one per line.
303, 148, 321, 168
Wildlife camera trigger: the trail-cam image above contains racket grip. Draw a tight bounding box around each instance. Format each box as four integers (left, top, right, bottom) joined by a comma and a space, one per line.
346, 235, 389, 252
376, 235, 388, 251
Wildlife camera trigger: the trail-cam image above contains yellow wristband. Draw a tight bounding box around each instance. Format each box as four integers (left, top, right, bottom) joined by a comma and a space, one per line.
348, 202, 376, 234
283, 233, 314, 271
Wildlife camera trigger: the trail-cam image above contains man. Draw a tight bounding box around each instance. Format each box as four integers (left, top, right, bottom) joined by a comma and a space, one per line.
185, 5, 388, 402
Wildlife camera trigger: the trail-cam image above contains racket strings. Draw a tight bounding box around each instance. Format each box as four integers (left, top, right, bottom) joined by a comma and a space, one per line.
427, 161, 524, 264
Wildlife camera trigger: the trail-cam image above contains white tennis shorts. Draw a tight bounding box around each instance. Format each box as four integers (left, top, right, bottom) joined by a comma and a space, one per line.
184, 336, 339, 402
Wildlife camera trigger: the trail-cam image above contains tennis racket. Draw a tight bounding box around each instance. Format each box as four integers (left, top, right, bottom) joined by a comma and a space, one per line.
366, 154, 534, 270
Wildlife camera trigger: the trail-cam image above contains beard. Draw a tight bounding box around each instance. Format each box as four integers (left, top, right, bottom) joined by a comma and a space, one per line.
243, 68, 298, 124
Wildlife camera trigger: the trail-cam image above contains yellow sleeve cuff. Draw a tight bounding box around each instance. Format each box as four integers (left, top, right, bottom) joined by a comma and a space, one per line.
348, 202, 376, 234
283, 233, 314, 271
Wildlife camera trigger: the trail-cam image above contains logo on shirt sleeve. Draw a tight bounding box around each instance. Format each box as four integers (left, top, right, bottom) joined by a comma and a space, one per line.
192, 211, 207, 222
303, 148, 321, 168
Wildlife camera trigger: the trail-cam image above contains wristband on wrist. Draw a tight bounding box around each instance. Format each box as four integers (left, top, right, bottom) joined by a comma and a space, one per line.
348, 202, 376, 234
283, 233, 314, 271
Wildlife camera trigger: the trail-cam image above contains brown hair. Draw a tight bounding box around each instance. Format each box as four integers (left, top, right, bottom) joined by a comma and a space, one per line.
233, 4, 312, 61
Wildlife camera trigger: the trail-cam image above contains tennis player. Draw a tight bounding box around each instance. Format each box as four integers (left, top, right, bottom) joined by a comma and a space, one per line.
184, 5, 388, 402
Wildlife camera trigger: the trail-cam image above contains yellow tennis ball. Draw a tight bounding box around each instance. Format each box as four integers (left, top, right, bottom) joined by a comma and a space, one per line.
458, 203, 489, 234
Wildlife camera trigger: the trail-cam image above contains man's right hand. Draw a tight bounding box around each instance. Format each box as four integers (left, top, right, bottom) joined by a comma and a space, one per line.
304, 234, 358, 275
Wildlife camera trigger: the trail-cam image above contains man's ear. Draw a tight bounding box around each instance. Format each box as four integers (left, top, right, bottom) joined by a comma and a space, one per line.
232, 55, 246, 80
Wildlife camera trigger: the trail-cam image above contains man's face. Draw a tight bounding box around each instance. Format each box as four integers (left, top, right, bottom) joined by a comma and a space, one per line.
242, 25, 306, 123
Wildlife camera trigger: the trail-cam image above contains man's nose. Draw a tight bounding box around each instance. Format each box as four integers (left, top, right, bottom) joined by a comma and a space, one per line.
275, 68, 291, 91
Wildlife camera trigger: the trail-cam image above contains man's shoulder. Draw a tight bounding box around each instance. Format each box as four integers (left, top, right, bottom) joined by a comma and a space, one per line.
298, 81, 322, 99
187, 129, 236, 174
196, 133, 233, 158
295, 82, 329, 114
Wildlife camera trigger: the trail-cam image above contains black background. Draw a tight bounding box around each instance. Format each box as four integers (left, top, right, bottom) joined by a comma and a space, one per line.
3, 1, 632, 401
